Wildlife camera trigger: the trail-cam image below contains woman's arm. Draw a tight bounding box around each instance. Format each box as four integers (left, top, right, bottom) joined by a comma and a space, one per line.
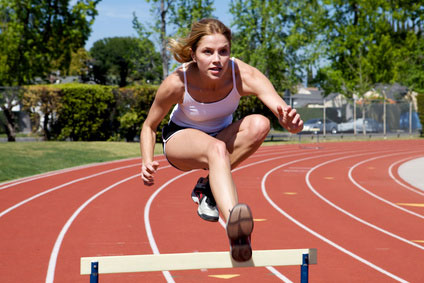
236, 59, 303, 133
140, 71, 184, 185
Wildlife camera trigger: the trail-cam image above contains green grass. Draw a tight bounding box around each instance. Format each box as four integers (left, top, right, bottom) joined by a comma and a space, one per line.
0, 141, 163, 183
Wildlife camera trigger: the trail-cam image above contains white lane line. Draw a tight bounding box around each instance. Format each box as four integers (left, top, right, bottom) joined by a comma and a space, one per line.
0, 157, 146, 190
45, 173, 140, 283
41, 145, 408, 282
348, 152, 424, 219
0, 163, 141, 218
45, 145, 378, 282
144, 170, 194, 283
389, 156, 424, 197
220, 149, 345, 282
144, 149, 328, 282
45, 163, 173, 283
39, 148, 298, 282
262, 158, 408, 283
306, 152, 424, 250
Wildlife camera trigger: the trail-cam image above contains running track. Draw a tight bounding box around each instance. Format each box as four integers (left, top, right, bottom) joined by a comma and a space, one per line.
1, 140, 423, 282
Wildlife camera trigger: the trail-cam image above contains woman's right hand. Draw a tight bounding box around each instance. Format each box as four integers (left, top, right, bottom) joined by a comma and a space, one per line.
141, 161, 159, 186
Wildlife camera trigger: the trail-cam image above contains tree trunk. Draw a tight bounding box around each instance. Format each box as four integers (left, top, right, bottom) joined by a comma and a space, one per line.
160, 0, 169, 78
2, 108, 17, 142
43, 112, 51, 140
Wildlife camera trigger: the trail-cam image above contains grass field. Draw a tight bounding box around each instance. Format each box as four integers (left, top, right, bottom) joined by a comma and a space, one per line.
0, 141, 163, 183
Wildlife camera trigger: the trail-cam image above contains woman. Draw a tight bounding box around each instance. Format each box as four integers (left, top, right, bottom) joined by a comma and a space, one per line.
140, 18, 303, 262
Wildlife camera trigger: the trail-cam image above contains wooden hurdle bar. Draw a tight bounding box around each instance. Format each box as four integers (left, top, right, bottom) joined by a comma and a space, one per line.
81, 248, 317, 283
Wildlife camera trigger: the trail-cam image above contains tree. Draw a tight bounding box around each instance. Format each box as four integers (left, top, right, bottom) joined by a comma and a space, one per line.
0, 0, 99, 141
0, 0, 99, 86
67, 47, 93, 81
393, 32, 424, 94
90, 36, 162, 87
229, 0, 324, 93
314, 0, 424, 97
170, 0, 214, 37
134, 0, 214, 79
0, 87, 22, 141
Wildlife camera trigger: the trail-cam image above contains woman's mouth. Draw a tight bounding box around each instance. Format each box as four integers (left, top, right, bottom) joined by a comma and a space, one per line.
209, 66, 222, 75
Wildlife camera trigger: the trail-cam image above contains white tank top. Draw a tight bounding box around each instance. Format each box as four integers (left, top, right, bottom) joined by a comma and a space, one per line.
169, 58, 241, 133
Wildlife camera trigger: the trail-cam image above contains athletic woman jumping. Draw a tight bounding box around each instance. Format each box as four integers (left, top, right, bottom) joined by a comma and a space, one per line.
140, 18, 303, 262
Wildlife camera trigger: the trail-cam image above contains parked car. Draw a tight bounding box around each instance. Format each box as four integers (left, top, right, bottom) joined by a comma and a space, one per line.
301, 118, 338, 134
399, 112, 422, 131
338, 118, 382, 133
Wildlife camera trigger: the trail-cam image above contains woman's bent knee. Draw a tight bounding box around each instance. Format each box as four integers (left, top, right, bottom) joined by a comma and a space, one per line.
248, 115, 270, 141
207, 139, 230, 161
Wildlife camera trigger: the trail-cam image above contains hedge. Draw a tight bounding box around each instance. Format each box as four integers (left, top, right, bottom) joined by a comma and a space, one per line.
114, 84, 160, 141
23, 84, 162, 141
22, 83, 285, 141
56, 84, 116, 141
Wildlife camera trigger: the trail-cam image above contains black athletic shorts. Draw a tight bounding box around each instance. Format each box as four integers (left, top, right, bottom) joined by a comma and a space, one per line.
162, 121, 188, 142
161, 121, 219, 170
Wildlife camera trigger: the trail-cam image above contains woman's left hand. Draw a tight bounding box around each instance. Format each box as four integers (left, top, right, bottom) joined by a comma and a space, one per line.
277, 105, 304, 134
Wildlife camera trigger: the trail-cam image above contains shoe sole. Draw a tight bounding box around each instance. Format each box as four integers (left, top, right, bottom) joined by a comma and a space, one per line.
227, 204, 254, 239
227, 204, 253, 261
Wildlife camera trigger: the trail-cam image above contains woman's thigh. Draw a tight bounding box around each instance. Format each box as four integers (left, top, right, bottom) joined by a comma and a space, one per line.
164, 114, 269, 171
164, 128, 225, 171
215, 114, 270, 152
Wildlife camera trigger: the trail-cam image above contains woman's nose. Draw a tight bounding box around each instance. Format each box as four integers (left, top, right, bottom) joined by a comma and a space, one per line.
212, 52, 220, 62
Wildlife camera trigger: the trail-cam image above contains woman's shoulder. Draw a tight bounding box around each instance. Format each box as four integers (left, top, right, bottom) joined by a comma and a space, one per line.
156, 66, 185, 103
162, 66, 186, 91
233, 58, 268, 95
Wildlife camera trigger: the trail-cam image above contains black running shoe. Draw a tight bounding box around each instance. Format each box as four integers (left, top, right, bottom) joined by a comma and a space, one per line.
191, 177, 219, 222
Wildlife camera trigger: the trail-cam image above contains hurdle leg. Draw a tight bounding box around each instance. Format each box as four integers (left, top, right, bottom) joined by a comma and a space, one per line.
300, 253, 309, 283
90, 262, 99, 283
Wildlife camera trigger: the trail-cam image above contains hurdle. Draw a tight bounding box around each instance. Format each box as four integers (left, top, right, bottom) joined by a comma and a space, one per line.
81, 248, 317, 282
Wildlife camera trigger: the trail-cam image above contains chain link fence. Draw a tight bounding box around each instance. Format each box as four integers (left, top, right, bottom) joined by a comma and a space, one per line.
296, 98, 422, 140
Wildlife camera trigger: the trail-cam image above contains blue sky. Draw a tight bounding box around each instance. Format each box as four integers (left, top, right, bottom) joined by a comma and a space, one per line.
85, 0, 233, 50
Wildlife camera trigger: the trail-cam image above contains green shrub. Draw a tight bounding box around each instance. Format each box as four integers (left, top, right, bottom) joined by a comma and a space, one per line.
54, 84, 116, 141
22, 83, 163, 142
115, 84, 160, 141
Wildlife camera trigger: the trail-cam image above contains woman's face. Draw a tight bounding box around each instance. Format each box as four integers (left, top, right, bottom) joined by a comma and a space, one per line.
192, 33, 231, 80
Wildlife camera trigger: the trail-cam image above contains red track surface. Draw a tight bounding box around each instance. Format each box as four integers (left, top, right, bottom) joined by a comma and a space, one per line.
1, 140, 424, 282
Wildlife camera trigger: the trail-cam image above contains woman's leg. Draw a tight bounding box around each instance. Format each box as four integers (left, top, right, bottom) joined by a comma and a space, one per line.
216, 114, 271, 169
164, 128, 237, 222
165, 114, 270, 221
165, 116, 269, 261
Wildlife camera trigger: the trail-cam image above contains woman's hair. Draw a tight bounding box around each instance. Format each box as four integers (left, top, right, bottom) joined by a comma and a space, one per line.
168, 18, 232, 63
